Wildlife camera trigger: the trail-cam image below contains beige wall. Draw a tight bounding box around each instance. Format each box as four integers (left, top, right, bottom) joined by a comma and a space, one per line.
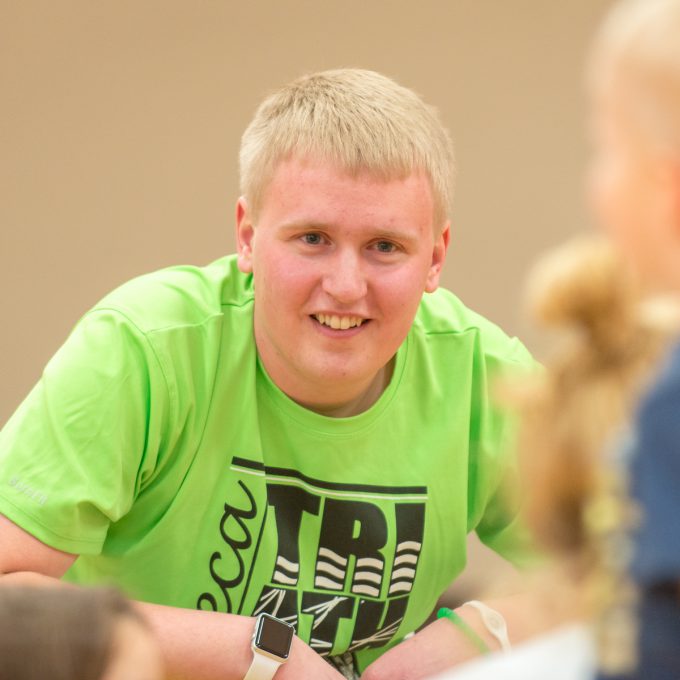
1, 0, 614, 425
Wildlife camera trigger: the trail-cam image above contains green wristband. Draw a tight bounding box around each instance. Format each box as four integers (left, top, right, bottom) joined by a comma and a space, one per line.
437, 607, 491, 655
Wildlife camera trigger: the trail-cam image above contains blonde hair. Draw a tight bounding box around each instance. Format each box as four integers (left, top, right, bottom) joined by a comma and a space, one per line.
239, 69, 455, 229
515, 236, 680, 672
589, 0, 680, 151
519, 235, 678, 560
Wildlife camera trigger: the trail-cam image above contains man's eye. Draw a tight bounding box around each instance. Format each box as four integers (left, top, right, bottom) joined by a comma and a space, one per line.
301, 233, 324, 245
374, 240, 397, 253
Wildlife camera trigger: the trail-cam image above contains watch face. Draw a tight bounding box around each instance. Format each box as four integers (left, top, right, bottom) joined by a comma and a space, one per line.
254, 614, 295, 659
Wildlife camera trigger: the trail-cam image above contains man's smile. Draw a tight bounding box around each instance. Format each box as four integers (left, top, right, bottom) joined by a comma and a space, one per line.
312, 313, 368, 330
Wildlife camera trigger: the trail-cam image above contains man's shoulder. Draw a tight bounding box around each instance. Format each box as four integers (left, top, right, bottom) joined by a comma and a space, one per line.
414, 287, 534, 369
90, 254, 253, 334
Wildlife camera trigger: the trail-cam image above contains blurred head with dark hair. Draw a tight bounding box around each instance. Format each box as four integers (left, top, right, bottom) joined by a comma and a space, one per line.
0, 586, 164, 680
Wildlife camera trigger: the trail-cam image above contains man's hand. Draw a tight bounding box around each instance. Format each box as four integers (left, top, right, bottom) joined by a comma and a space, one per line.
361, 589, 574, 680
278, 638, 346, 680
359, 618, 482, 680
142, 601, 347, 680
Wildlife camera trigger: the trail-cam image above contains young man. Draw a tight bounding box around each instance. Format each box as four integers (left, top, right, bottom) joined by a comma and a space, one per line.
0, 69, 533, 680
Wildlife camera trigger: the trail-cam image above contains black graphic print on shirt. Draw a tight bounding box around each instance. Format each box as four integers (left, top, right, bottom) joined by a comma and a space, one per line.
197, 456, 427, 660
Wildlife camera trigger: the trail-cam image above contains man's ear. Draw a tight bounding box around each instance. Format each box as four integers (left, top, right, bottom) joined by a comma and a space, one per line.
236, 197, 255, 274
425, 221, 451, 293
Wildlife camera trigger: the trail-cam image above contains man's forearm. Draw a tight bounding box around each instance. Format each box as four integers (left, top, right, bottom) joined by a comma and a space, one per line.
126, 601, 346, 680
361, 589, 577, 680
139, 602, 253, 680
0, 570, 343, 680
445, 589, 580, 666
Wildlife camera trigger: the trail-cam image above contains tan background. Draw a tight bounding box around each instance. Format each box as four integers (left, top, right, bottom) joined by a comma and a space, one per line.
1, 0, 616, 601
1, 0, 615, 425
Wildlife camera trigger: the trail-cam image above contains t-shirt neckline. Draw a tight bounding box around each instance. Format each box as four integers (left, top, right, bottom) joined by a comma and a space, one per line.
256, 335, 410, 436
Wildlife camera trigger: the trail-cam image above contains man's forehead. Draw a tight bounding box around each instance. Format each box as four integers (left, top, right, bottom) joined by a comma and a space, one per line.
258, 158, 434, 228
270, 154, 423, 186
262, 156, 435, 213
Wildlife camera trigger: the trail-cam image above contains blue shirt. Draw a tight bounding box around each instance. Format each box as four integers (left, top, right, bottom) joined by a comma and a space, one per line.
630, 341, 680, 586
607, 341, 680, 680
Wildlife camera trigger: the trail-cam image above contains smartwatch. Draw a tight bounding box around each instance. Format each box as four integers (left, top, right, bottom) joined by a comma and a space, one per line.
244, 613, 295, 680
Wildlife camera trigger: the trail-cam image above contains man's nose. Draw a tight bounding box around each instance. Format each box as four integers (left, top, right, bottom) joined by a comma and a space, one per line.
321, 249, 368, 303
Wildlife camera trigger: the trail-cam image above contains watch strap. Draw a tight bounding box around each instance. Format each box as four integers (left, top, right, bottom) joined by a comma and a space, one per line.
244, 650, 283, 680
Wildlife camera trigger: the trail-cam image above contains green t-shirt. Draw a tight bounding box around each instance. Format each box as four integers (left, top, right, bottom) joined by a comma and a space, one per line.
0, 255, 533, 672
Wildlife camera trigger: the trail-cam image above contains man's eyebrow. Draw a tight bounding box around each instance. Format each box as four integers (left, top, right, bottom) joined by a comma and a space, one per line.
276, 220, 330, 233
370, 229, 420, 245
276, 221, 421, 244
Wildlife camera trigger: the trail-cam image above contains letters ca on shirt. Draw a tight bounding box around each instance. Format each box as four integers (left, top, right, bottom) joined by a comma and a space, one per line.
197, 456, 427, 659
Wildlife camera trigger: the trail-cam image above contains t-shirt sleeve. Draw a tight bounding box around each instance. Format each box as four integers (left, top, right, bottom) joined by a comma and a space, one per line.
472, 420, 538, 569
470, 347, 541, 568
0, 309, 170, 555
631, 348, 680, 585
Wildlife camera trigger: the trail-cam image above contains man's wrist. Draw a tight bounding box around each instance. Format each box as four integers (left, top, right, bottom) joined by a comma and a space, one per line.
437, 602, 512, 657
464, 600, 512, 652
458, 601, 511, 653
437, 607, 490, 655
244, 613, 295, 680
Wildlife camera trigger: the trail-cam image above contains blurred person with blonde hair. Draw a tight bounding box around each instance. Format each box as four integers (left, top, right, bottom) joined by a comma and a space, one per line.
587, 1, 680, 676
432, 0, 680, 678
0, 68, 537, 679
429, 237, 679, 680
0, 585, 164, 680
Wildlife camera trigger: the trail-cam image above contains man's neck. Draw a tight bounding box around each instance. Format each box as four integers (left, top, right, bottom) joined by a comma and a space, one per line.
300, 361, 395, 418
262, 358, 396, 418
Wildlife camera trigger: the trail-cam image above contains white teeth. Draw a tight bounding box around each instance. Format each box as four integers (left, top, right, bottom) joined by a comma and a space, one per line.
314, 314, 365, 330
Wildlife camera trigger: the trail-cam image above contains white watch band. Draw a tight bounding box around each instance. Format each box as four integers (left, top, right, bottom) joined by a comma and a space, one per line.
244, 650, 283, 680
464, 600, 511, 652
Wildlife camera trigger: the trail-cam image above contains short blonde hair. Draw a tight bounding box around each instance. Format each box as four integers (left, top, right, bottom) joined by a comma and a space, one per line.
589, 0, 680, 151
239, 69, 455, 230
